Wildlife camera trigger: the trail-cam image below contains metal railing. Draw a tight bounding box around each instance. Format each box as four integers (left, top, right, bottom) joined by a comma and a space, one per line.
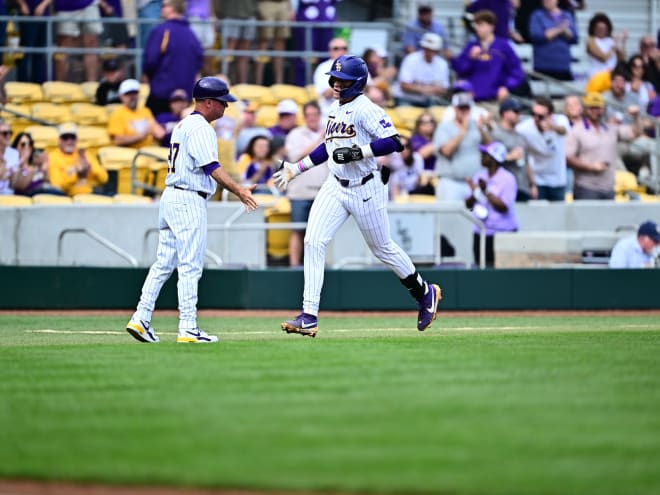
58, 227, 138, 266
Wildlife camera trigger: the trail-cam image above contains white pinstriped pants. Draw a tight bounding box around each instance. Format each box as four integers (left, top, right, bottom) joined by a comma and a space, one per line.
134, 188, 207, 330
302, 172, 416, 316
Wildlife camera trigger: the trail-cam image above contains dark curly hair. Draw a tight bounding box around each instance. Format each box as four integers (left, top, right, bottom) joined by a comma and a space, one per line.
587, 12, 613, 37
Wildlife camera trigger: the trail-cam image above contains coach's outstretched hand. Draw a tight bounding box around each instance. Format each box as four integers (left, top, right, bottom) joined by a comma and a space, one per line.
333, 145, 363, 164
273, 160, 301, 190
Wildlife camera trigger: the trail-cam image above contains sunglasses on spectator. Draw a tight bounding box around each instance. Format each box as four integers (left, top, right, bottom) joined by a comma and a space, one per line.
418, 119, 434, 124
0, 130, 11, 137
60, 134, 77, 140
331, 45, 348, 51
532, 112, 548, 119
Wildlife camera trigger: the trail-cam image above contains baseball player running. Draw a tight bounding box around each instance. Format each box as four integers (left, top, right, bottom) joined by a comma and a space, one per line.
126, 77, 258, 344
274, 55, 442, 337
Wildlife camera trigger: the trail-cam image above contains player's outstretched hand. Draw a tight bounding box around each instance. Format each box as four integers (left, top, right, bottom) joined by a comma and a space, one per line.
238, 184, 259, 213
333, 145, 363, 164
273, 160, 301, 190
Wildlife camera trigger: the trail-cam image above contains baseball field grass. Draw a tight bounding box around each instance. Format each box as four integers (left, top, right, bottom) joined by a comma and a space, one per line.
1, 311, 660, 495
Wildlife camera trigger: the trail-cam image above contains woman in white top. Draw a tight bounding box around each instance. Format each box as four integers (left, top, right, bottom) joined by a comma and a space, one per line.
626, 54, 657, 111
586, 12, 627, 78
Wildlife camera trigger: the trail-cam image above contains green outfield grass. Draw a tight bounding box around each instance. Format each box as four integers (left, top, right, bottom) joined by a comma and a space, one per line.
1, 313, 659, 495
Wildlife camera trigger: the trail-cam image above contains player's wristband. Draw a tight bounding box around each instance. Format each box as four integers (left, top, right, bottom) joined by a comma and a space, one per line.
298, 156, 314, 173
359, 144, 375, 160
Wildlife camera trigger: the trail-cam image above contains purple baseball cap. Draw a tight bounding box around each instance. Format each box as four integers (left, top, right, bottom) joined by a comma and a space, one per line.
479, 141, 507, 163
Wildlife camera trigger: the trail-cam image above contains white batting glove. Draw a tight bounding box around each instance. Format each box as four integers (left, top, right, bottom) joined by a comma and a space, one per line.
273, 160, 302, 190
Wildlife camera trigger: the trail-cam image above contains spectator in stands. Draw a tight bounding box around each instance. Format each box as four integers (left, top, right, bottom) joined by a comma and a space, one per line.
0, 119, 20, 195
284, 100, 327, 267
627, 55, 657, 111
515, 0, 584, 43
95, 57, 125, 106
586, 12, 627, 79
364, 85, 388, 108
48, 123, 108, 196
638, 35, 660, 92
451, 10, 527, 103
410, 111, 437, 173
389, 135, 432, 199
254, 0, 293, 85
99, 0, 130, 50
108, 78, 165, 149
465, 0, 514, 41
402, 4, 449, 57
268, 99, 298, 139
53, 0, 103, 81
217, 0, 257, 84
609, 220, 660, 268
563, 94, 583, 127
15, 0, 49, 84
241, 135, 276, 193
313, 37, 348, 120
515, 96, 569, 201
603, 67, 641, 125
433, 90, 490, 201
156, 89, 191, 148
490, 98, 535, 201
10, 132, 65, 197
465, 141, 518, 268
528, 0, 578, 81
137, 0, 161, 49
235, 101, 272, 158
292, 0, 340, 86
396, 32, 450, 108
143, 0, 203, 117
362, 47, 397, 104
187, 0, 216, 76
566, 92, 642, 200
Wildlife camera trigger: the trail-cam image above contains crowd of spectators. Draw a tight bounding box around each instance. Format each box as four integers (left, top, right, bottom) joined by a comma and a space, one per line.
0, 1, 658, 268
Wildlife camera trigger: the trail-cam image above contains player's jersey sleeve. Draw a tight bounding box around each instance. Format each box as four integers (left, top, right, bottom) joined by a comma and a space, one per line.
188, 121, 219, 168
357, 99, 398, 140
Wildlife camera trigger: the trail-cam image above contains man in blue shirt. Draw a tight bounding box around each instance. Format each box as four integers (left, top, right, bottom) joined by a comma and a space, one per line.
402, 4, 449, 58
609, 221, 660, 268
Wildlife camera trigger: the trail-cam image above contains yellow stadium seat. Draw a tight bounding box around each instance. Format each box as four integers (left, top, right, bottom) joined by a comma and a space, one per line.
263, 196, 291, 260
1, 103, 34, 136
305, 84, 317, 101
394, 194, 437, 204
5, 82, 43, 104
113, 193, 153, 204
135, 146, 169, 193
255, 104, 278, 127
41, 81, 87, 103
428, 105, 445, 123
231, 84, 275, 105
270, 84, 311, 105
76, 125, 111, 149
396, 105, 425, 130
32, 194, 73, 205
615, 170, 641, 194
0, 195, 32, 206
23, 125, 59, 149
384, 108, 403, 129
104, 103, 122, 118
80, 81, 100, 102
139, 83, 150, 107
69, 103, 109, 126
30, 102, 73, 125
97, 146, 149, 194
72, 193, 114, 204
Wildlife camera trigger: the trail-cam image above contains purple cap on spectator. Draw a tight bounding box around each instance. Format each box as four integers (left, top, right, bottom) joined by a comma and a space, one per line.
479, 142, 507, 163
169, 89, 189, 101
452, 79, 473, 94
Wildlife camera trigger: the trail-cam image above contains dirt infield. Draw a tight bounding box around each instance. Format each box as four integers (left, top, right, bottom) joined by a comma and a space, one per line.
0, 480, 351, 495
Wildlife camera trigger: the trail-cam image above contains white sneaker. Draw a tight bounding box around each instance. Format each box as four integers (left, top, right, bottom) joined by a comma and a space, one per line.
177, 328, 219, 343
126, 318, 160, 343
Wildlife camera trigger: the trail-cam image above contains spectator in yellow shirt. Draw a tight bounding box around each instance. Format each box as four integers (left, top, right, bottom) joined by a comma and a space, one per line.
107, 78, 165, 148
48, 123, 109, 196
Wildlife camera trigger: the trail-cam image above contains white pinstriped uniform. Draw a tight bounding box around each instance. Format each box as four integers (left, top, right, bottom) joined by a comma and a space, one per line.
302, 94, 416, 316
132, 112, 219, 331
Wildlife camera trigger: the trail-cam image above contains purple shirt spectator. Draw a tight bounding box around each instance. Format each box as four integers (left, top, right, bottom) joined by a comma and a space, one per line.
142, 18, 203, 101
451, 37, 525, 101
410, 133, 436, 171
528, 6, 578, 79
54, 0, 94, 11
470, 166, 518, 235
